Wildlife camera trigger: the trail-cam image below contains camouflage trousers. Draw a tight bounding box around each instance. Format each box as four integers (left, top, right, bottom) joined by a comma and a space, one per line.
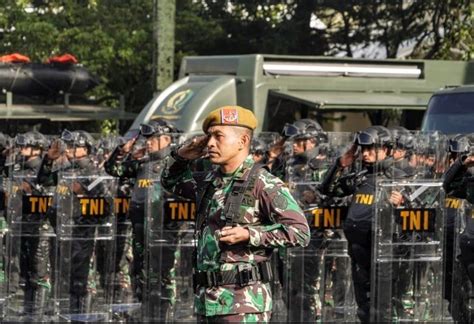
198, 311, 271, 323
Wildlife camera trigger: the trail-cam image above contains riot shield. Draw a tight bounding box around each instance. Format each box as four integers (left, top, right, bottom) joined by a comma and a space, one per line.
4, 162, 55, 321
0, 175, 7, 316
285, 132, 356, 322
53, 171, 117, 322
371, 132, 447, 322
143, 179, 195, 322
110, 179, 137, 320
143, 133, 195, 322
450, 184, 474, 322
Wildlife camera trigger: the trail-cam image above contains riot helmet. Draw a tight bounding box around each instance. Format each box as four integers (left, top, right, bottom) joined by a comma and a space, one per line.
391, 126, 414, 151
97, 137, 118, 153
448, 134, 470, 154
282, 118, 323, 140
61, 129, 95, 151
251, 138, 266, 155
355, 126, 392, 148
251, 138, 266, 163
15, 131, 48, 149
140, 118, 179, 137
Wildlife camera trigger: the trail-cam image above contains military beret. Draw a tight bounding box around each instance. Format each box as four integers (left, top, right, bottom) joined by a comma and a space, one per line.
202, 106, 258, 132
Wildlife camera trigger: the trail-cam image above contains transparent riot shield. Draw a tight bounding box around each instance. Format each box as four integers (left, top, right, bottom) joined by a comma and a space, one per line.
0, 175, 7, 316
110, 181, 137, 320
112, 179, 141, 321
53, 171, 117, 322
450, 187, 474, 322
143, 132, 195, 322
285, 132, 356, 322
144, 178, 196, 322
4, 163, 56, 321
371, 132, 447, 322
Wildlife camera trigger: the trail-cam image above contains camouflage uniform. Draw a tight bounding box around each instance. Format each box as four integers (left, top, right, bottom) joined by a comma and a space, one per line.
111, 176, 134, 303
287, 147, 331, 321
161, 153, 310, 321
105, 145, 174, 313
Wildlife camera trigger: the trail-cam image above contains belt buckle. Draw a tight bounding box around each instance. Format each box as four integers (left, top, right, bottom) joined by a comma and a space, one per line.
237, 264, 254, 287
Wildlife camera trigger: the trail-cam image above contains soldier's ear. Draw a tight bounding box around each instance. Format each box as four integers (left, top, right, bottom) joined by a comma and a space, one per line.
240, 133, 251, 150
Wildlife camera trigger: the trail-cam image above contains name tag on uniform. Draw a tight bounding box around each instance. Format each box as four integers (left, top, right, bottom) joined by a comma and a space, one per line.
22, 195, 53, 216
79, 197, 108, 217
308, 207, 348, 229
114, 196, 130, 217
163, 200, 196, 223
395, 209, 436, 232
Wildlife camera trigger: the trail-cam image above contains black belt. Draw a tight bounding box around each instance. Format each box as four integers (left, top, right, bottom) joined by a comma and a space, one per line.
194, 261, 273, 288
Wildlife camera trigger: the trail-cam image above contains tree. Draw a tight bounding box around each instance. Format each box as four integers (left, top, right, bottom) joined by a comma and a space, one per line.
0, 0, 471, 122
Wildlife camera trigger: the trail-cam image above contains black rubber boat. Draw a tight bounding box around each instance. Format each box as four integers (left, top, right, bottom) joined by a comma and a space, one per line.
0, 61, 100, 96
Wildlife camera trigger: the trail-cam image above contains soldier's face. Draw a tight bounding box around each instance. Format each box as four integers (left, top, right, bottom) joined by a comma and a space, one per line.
20, 146, 32, 157
20, 146, 40, 158
252, 152, 264, 163
424, 155, 435, 167
146, 135, 171, 153
206, 125, 247, 165
292, 138, 315, 154
361, 145, 387, 163
392, 149, 406, 161
66, 146, 87, 159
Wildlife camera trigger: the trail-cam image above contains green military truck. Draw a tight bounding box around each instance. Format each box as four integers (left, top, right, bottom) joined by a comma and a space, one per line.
130, 54, 474, 133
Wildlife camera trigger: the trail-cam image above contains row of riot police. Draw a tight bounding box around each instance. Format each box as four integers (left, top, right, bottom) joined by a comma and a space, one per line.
249, 121, 474, 323
0, 119, 199, 322
1, 120, 474, 323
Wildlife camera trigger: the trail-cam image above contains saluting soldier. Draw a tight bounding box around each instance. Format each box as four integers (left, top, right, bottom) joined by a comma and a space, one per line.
320, 126, 393, 323
104, 119, 177, 306
161, 106, 310, 323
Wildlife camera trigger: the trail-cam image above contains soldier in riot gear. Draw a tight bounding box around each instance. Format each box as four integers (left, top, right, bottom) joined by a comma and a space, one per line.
267, 119, 327, 321
443, 135, 474, 322
443, 134, 470, 317
320, 125, 393, 322
7, 131, 51, 317
105, 118, 178, 319
389, 126, 415, 174
271, 118, 324, 181
285, 124, 355, 322
0, 132, 10, 297
38, 129, 111, 315
382, 132, 448, 321
250, 138, 266, 164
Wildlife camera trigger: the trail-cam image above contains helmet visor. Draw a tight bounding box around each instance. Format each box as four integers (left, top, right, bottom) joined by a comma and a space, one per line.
61, 129, 75, 143
15, 134, 28, 147
140, 124, 155, 137
282, 123, 300, 137
448, 140, 467, 153
356, 131, 376, 146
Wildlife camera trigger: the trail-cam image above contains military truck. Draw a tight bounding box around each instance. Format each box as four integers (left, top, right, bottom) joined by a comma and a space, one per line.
130, 54, 474, 133
422, 85, 474, 134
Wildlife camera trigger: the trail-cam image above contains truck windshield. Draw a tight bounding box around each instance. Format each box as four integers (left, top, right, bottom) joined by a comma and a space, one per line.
422, 92, 474, 134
